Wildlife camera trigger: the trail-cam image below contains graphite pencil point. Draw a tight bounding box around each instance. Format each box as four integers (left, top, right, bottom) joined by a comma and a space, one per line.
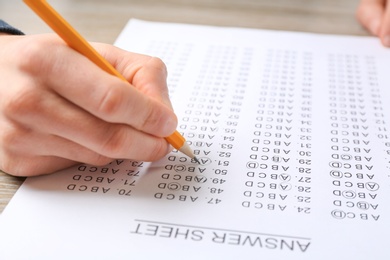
193, 156, 201, 164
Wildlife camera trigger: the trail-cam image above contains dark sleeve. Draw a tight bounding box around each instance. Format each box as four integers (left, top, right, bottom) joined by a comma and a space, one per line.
0, 20, 24, 35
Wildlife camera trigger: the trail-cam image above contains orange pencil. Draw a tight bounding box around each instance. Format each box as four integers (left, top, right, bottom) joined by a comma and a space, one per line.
23, 0, 199, 163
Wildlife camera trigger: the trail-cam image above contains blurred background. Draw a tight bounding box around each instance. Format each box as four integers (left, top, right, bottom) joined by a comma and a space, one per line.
0, 0, 368, 44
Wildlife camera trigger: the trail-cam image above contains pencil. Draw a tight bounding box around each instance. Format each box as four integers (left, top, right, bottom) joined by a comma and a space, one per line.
23, 0, 199, 164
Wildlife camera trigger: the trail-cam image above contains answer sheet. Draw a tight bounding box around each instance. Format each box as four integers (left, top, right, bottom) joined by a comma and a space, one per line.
1, 19, 390, 259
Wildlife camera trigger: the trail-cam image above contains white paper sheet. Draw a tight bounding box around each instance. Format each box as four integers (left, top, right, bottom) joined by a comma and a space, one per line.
1, 19, 390, 259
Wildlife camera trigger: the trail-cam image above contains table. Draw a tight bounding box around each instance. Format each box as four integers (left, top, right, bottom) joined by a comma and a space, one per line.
0, 0, 368, 213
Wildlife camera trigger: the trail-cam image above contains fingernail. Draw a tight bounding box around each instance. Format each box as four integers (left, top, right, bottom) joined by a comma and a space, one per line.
383, 35, 390, 47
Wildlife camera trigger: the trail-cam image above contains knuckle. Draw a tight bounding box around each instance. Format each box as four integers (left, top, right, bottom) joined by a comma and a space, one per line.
99, 126, 129, 157
3, 88, 44, 120
97, 84, 123, 117
144, 56, 168, 78
15, 39, 50, 74
147, 56, 168, 75
1, 127, 22, 149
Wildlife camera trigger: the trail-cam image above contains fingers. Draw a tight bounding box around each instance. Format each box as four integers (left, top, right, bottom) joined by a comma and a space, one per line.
379, 0, 390, 46
1, 123, 112, 166
15, 35, 177, 138
0, 127, 80, 177
0, 34, 177, 176
2, 86, 171, 163
1, 89, 171, 176
1, 153, 78, 177
356, 0, 390, 47
46, 40, 177, 137
356, 0, 385, 36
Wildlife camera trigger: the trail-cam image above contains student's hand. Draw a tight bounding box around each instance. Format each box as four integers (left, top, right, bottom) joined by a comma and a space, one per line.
0, 34, 177, 177
356, 0, 390, 46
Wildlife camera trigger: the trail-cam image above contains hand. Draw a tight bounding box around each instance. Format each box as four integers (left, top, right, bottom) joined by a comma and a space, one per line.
0, 34, 177, 176
356, 0, 390, 46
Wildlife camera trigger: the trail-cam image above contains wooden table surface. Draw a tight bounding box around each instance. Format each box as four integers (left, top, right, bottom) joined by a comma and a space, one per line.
0, 0, 369, 213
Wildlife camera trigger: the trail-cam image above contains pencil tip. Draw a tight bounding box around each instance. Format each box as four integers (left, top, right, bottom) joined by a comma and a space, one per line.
194, 156, 201, 164
177, 142, 201, 164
